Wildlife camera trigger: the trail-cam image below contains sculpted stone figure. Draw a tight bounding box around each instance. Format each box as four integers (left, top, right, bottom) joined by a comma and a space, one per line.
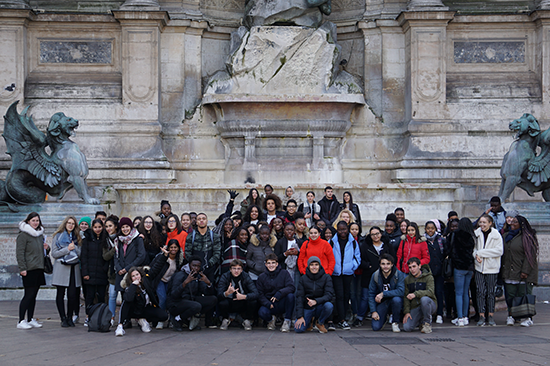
499, 113, 550, 202
1, 101, 99, 211
244, 0, 331, 28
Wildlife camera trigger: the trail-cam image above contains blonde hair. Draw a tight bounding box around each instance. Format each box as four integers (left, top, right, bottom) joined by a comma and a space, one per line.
52, 215, 82, 246
332, 209, 356, 229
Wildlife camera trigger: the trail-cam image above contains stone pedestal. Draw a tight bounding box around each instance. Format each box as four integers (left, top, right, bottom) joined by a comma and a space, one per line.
407, 0, 448, 11
120, 0, 160, 10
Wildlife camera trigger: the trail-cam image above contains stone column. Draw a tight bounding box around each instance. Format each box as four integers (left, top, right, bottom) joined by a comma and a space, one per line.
531, 11, 550, 116
0, 0, 29, 9
183, 27, 205, 119
540, 0, 550, 10
120, 0, 160, 10
407, 0, 448, 11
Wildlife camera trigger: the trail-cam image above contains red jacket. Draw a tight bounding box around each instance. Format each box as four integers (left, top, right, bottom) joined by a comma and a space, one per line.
396, 235, 430, 274
297, 236, 335, 275
166, 230, 188, 252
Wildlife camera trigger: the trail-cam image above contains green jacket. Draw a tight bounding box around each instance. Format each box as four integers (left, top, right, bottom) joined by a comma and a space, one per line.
16, 223, 47, 272
404, 264, 436, 314
502, 232, 538, 285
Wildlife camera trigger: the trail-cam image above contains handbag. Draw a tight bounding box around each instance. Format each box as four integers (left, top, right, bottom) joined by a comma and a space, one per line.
510, 283, 536, 318
443, 256, 453, 280
44, 254, 53, 274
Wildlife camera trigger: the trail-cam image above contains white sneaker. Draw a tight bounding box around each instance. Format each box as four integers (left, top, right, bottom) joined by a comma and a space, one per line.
17, 320, 32, 330
115, 324, 125, 336
392, 322, 400, 333
267, 315, 277, 330
138, 318, 151, 333
506, 316, 514, 326
521, 318, 534, 327
436, 315, 443, 324
281, 319, 291, 333
463, 317, 469, 325
220, 318, 231, 330
28, 318, 43, 328
242, 319, 252, 331
451, 318, 459, 325
457, 318, 465, 327
189, 316, 200, 331
72, 315, 79, 324
156, 322, 164, 330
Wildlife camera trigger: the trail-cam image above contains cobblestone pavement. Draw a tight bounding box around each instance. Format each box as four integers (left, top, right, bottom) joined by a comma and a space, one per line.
1, 300, 549, 366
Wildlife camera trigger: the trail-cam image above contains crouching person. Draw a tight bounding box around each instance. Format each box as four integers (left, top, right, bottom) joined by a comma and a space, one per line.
369, 254, 405, 332
403, 257, 437, 334
294, 256, 334, 333
257, 253, 295, 332
217, 259, 259, 330
168, 256, 217, 331
115, 266, 168, 336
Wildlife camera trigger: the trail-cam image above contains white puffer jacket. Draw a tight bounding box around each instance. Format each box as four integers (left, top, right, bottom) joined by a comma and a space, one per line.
473, 227, 503, 274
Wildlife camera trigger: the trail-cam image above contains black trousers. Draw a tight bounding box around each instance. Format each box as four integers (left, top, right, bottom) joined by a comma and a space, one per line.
169, 296, 217, 323
218, 298, 257, 320
85, 284, 107, 315
55, 265, 80, 319
332, 274, 353, 323
119, 302, 168, 324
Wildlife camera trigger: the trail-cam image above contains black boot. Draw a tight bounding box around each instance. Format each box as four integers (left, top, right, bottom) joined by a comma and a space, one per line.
61, 317, 70, 327
67, 316, 75, 327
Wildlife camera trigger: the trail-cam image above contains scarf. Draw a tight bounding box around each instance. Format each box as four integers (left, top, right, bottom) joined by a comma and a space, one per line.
119, 228, 139, 255
56, 230, 79, 264
505, 228, 520, 243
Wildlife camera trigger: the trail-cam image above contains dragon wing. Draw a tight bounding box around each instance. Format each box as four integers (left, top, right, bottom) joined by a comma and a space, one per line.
527, 128, 550, 187
2, 101, 62, 187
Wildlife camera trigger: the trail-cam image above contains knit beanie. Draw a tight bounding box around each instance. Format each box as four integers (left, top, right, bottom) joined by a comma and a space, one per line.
307, 256, 321, 267
119, 217, 133, 229
79, 216, 92, 227
506, 209, 519, 218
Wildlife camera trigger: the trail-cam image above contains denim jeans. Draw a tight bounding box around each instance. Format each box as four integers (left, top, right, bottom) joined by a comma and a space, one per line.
454, 269, 473, 318
108, 284, 117, 318
294, 302, 334, 333
403, 297, 436, 332
371, 296, 403, 331
357, 287, 369, 319
157, 281, 169, 311
258, 293, 295, 321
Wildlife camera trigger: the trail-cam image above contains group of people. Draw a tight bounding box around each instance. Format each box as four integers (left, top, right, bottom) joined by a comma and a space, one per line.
15, 186, 539, 336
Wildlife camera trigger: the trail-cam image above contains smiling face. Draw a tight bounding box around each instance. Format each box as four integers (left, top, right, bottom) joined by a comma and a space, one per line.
169, 242, 179, 255
425, 222, 436, 237
250, 207, 259, 220
251, 189, 258, 200
121, 224, 131, 236
29, 216, 41, 230
395, 210, 405, 223
273, 218, 283, 231
343, 192, 350, 203
510, 217, 520, 231
341, 212, 351, 224
337, 223, 349, 240
309, 227, 320, 241
181, 214, 191, 229
105, 221, 117, 235
80, 221, 89, 232
385, 220, 395, 234
92, 222, 103, 236
479, 217, 491, 232
265, 259, 278, 272
247, 225, 256, 236
370, 228, 382, 243
295, 218, 306, 233
264, 186, 273, 195
380, 258, 393, 275
406, 226, 416, 238
400, 221, 408, 234
238, 229, 249, 244
66, 218, 76, 233
286, 202, 297, 215
144, 218, 154, 231
309, 261, 320, 274
161, 204, 171, 217
286, 187, 293, 198
130, 270, 141, 283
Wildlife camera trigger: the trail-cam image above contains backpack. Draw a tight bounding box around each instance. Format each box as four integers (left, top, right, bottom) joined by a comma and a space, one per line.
87, 303, 112, 332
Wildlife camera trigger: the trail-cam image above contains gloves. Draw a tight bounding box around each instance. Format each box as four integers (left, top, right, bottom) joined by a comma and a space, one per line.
228, 190, 239, 200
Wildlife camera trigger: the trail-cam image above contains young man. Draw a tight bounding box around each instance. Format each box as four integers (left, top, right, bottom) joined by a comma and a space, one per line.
474, 196, 506, 231
283, 199, 300, 224
318, 186, 340, 226
294, 256, 334, 333
185, 213, 222, 282
256, 253, 295, 332
95, 211, 107, 223
217, 259, 259, 330
394, 208, 405, 226
168, 256, 217, 331
402, 257, 437, 334
367, 253, 404, 332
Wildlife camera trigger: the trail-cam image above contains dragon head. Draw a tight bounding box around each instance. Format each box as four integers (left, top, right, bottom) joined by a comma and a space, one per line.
509, 113, 540, 139
47, 112, 79, 140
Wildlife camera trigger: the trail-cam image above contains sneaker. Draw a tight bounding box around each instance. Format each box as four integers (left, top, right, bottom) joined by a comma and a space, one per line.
306, 322, 314, 332
220, 318, 231, 330
338, 321, 351, 330
352, 318, 363, 327
463, 317, 469, 325
327, 322, 336, 331
115, 324, 125, 336
520, 318, 533, 327
189, 316, 201, 331
138, 318, 151, 333
17, 320, 32, 330
477, 316, 486, 327
111, 318, 115, 327
388, 315, 393, 323
314, 322, 328, 333
392, 322, 400, 333
156, 322, 164, 330
242, 319, 252, 331
457, 318, 465, 327
436, 315, 443, 324
72, 315, 79, 324
84, 318, 89, 327
506, 316, 514, 326
170, 315, 183, 331
267, 315, 277, 330
487, 316, 496, 327
28, 318, 43, 328
421, 322, 432, 334
451, 318, 459, 325
281, 320, 291, 333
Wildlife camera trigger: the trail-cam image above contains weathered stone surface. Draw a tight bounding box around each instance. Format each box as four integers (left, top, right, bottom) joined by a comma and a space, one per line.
244, 0, 324, 28
40, 40, 112, 64
454, 41, 525, 64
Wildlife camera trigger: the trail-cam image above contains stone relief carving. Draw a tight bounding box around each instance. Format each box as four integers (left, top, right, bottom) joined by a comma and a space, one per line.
201, 0, 244, 10
40, 40, 113, 64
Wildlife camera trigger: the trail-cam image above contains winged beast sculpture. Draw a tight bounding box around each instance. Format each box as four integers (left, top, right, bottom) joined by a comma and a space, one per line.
499, 113, 550, 202
1, 101, 99, 211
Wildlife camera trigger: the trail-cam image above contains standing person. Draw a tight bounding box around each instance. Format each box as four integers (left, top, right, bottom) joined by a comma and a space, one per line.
396, 222, 430, 274
383, 214, 402, 252
474, 196, 506, 232
294, 256, 335, 333
402, 257, 437, 334
331, 209, 355, 230
299, 191, 321, 228
450, 217, 476, 327
114, 217, 146, 297
240, 188, 263, 216
340, 191, 362, 230
16, 212, 50, 329
165, 214, 188, 250
330, 221, 361, 330
138, 215, 163, 265
394, 208, 405, 226
158, 200, 172, 220
221, 227, 249, 274
318, 186, 340, 226
185, 213, 222, 283
247, 225, 277, 280
444, 218, 459, 320
243, 204, 264, 225
294, 217, 309, 246
51, 216, 82, 327
181, 213, 193, 234
263, 194, 284, 224
502, 215, 538, 327
102, 216, 119, 325
473, 214, 504, 326
348, 222, 363, 324
283, 199, 300, 224
297, 226, 335, 276
275, 222, 300, 280
256, 253, 295, 332
80, 219, 109, 326
424, 220, 446, 324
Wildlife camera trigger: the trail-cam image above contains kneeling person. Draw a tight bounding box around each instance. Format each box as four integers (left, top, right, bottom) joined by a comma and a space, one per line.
294, 256, 334, 333
168, 256, 217, 331
217, 259, 259, 330
368, 253, 405, 332
256, 253, 295, 332
403, 257, 437, 334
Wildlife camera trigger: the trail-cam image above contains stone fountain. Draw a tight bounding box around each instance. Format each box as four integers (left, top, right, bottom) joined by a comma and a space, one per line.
202, 0, 366, 184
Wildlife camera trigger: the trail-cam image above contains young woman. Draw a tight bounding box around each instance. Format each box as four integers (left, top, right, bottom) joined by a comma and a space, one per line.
399, 219, 410, 238
243, 204, 264, 225
51, 216, 82, 327
246, 223, 257, 237
502, 215, 538, 327
132, 216, 142, 229
81, 218, 109, 325
383, 214, 402, 252
214, 217, 234, 250
282, 186, 299, 210
332, 209, 356, 229
221, 227, 249, 274
473, 214, 503, 326
114, 218, 146, 295
450, 217, 475, 327
340, 191, 362, 230
263, 194, 284, 224
181, 213, 193, 234
138, 215, 163, 265
396, 222, 430, 274
240, 188, 263, 216
16, 212, 50, 329
115, 266, 168, 336
322, 226, 336, 241
246, 225, 277, 280
349, 222, 364, 324
158, 200, 172, 220
297, 226, 335, 277
79, 217, 91, 237
270, 217, 285, 240
425, 220, 446, 324
299, 191, 321, 229
102, 215, 119, 324
294, 217, 309, 246
274, 222, 300, 280
165, 214, 188, 250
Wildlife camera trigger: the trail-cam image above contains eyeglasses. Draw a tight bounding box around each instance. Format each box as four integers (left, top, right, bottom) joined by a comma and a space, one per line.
144, 221, 154, 225
371, 232, 382, 236
167, 220, 177, 224
287, 205, 296, 208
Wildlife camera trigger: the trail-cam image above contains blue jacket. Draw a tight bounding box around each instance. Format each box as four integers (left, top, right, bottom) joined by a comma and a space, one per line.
330, 233, 361, 276
368, 267, 405, 311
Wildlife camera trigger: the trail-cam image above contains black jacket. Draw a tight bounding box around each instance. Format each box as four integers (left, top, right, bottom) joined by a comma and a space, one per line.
295, 265, 334, 318
383, 230, 402, 252
122, 267, 161, 315
256, 265, 295, 308
169, 269, 216, 305
426, 233, 446, 277
318, 196, 340, 225
217, 271, 259, 301
274, 237, 299, 269
81, 230, 109, 286
359, 236, 395, 288
450, 230, 475, 271
148, 250, 184, 289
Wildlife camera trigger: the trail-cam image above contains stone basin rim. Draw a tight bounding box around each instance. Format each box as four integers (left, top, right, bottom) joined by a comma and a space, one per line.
202, 93, 366, 105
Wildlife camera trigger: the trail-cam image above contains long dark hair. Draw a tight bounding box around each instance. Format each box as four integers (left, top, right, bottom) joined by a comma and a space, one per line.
343, 191, 354, 208
166, 214, 183, 234
138, 215, 163, 250
90, 218, 107, 241
243, 204, 264, 223
24, 212, 43, 230
125, 267, 144, 288
406, 222, 421, 242
246, 188, 261, 206
517, 215, 539, 268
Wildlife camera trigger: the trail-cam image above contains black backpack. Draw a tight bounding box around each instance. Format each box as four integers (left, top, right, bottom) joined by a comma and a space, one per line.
87, 303, 112, 332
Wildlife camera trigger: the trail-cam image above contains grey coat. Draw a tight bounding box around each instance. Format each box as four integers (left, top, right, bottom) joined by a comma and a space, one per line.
51, 233, 82, 287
